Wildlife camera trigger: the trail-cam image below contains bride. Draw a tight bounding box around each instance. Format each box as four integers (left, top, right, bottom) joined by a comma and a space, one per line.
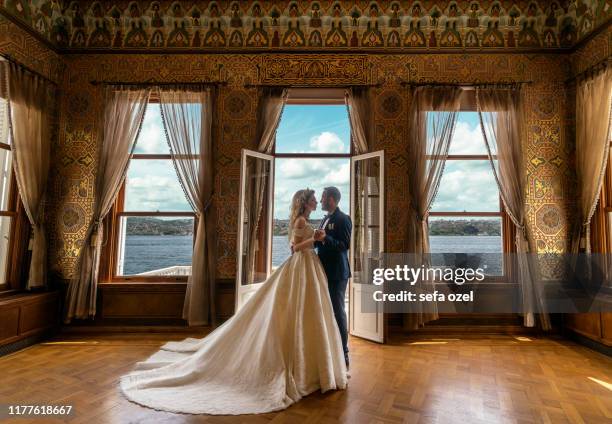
119, 189, 348, 415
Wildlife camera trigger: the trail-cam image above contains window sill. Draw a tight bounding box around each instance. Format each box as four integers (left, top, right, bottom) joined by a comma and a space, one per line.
0, 289, 59, 305
99, 281, 187, 290
0, 288, 59, 299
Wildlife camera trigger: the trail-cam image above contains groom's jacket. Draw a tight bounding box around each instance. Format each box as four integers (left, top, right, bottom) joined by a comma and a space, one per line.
314, 207, 352, 281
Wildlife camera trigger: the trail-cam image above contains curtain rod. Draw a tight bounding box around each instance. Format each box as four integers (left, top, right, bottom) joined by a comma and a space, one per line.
243, 83, 382, 88
400, 81, 532, 88
0, 53, 59, 86
565, 56, 610, 84
89, 80, 227, 87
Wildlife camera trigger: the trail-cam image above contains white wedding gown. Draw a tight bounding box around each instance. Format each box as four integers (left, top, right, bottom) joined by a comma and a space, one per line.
119, 222, 348, 415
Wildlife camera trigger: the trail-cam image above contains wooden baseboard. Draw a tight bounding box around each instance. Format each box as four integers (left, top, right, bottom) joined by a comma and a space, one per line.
564, 328, 612, 356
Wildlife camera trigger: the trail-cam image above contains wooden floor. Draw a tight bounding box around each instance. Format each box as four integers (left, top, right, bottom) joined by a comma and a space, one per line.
0, 331, 611, 424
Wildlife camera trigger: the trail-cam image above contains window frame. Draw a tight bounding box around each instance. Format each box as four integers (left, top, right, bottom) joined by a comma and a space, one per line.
269, 91, 353, 271
426, 123, 517, 283
100, 99, 198, 283
0, 132, 30, 294
274, 89, 353, 159
590, 139, 612, 255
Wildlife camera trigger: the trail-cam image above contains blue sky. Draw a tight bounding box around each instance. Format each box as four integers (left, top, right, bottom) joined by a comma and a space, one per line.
124, 105, 499, 219
274, 105, 351, 219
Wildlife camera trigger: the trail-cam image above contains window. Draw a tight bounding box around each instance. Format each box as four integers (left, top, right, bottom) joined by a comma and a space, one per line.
591, 138, 612, 255
104, 102, 196, 281
428, 111, 513, 278
0, 88, 29, 292
0, 94, 12, 289
271, 90, 351, 268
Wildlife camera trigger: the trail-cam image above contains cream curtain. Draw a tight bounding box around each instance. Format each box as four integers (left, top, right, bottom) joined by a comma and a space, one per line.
158, 86, 215, 326
1, 60, 54, 289
256, 87, 288, 153
64, 85, 150, 323
571, 67, 612, 254
403, 86, 463, 330
345, 87, 370, 154
244, 88, 288, 283
477, 86, 550, 329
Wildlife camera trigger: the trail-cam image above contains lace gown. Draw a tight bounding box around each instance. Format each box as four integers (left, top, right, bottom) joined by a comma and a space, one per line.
119, 222, 348, 415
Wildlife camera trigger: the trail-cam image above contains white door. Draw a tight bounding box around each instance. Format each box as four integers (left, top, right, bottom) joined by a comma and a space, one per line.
349, 150, 385, 343
235, 149, 274, 312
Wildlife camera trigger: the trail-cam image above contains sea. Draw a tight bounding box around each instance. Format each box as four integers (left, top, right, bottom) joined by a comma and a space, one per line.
123, 234, 503, 275
123, 235, 194, 275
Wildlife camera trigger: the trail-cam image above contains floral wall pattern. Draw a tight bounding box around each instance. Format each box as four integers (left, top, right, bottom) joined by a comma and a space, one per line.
0, 1, 610, 51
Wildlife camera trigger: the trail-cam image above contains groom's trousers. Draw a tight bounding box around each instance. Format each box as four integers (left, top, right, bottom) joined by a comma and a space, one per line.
328, 278, 349, 359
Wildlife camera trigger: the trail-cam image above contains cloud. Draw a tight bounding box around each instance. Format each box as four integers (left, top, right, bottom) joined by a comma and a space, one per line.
308, 131, 345, 153
432, 161, 499, 212
278, 157, 333, 179
322, 162, 350, 185
134, 107, 169, 154
274, 158, 350, 219
124, 161, 191, 212
448, 119, 487, 155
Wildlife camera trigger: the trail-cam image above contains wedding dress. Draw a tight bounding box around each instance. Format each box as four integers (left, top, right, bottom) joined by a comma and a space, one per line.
119, 222, 348, 415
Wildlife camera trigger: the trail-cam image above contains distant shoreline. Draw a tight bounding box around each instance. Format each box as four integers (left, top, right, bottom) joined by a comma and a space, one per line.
124, 217, 502, 237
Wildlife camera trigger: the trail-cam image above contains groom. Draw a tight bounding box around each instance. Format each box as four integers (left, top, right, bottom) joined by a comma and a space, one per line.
313, 186, 351, 369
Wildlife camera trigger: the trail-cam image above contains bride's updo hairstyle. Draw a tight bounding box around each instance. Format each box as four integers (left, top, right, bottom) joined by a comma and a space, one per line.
288, 188, 315, 240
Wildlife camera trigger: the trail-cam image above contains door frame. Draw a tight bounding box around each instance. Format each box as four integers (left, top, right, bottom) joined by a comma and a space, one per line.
235, 149, 275, 312
349, 150, 386, 343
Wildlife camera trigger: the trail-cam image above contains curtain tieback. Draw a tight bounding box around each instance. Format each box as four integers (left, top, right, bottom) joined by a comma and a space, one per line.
203, 194, 214, 213
90, 220, 102, 247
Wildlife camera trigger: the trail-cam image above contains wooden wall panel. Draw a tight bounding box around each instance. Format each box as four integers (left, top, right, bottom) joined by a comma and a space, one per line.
0, 306, 19, 340
0, 292, 60, 347
601, 313, 612, 344
565, 313, 602, 341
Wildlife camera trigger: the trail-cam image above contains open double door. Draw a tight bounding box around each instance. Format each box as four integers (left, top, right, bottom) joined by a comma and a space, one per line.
235, 149, 385, 343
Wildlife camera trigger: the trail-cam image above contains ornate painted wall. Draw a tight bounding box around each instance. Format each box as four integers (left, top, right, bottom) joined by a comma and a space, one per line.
570, 13, 611, 75
0, 14, 63, 82
0, 1, 610, 51
48, 52, 575, 283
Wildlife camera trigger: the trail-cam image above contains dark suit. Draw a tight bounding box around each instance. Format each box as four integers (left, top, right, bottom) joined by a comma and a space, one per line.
314, 207, 351, 360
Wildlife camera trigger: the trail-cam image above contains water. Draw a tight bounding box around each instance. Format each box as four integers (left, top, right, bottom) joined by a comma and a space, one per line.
272, 235, 502, 274
121, 234, 503, 275
123, 235, 194, 275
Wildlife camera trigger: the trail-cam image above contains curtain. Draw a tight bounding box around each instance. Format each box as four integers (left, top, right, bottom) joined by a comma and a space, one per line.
403, 86, 463, 330
244, 87, 288, 283
571, 67, 612, 254
1, 60, 54, 289
64, 85, 150, 323
477, 86, 550, 329
346, 87, 370, 154
158, 86, 216, 326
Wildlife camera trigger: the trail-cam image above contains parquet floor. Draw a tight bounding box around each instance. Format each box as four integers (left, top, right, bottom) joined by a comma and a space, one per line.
0, 331, 610, 424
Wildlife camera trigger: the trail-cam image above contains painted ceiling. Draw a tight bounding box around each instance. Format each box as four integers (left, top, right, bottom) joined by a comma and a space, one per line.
1, 1, 610, 51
